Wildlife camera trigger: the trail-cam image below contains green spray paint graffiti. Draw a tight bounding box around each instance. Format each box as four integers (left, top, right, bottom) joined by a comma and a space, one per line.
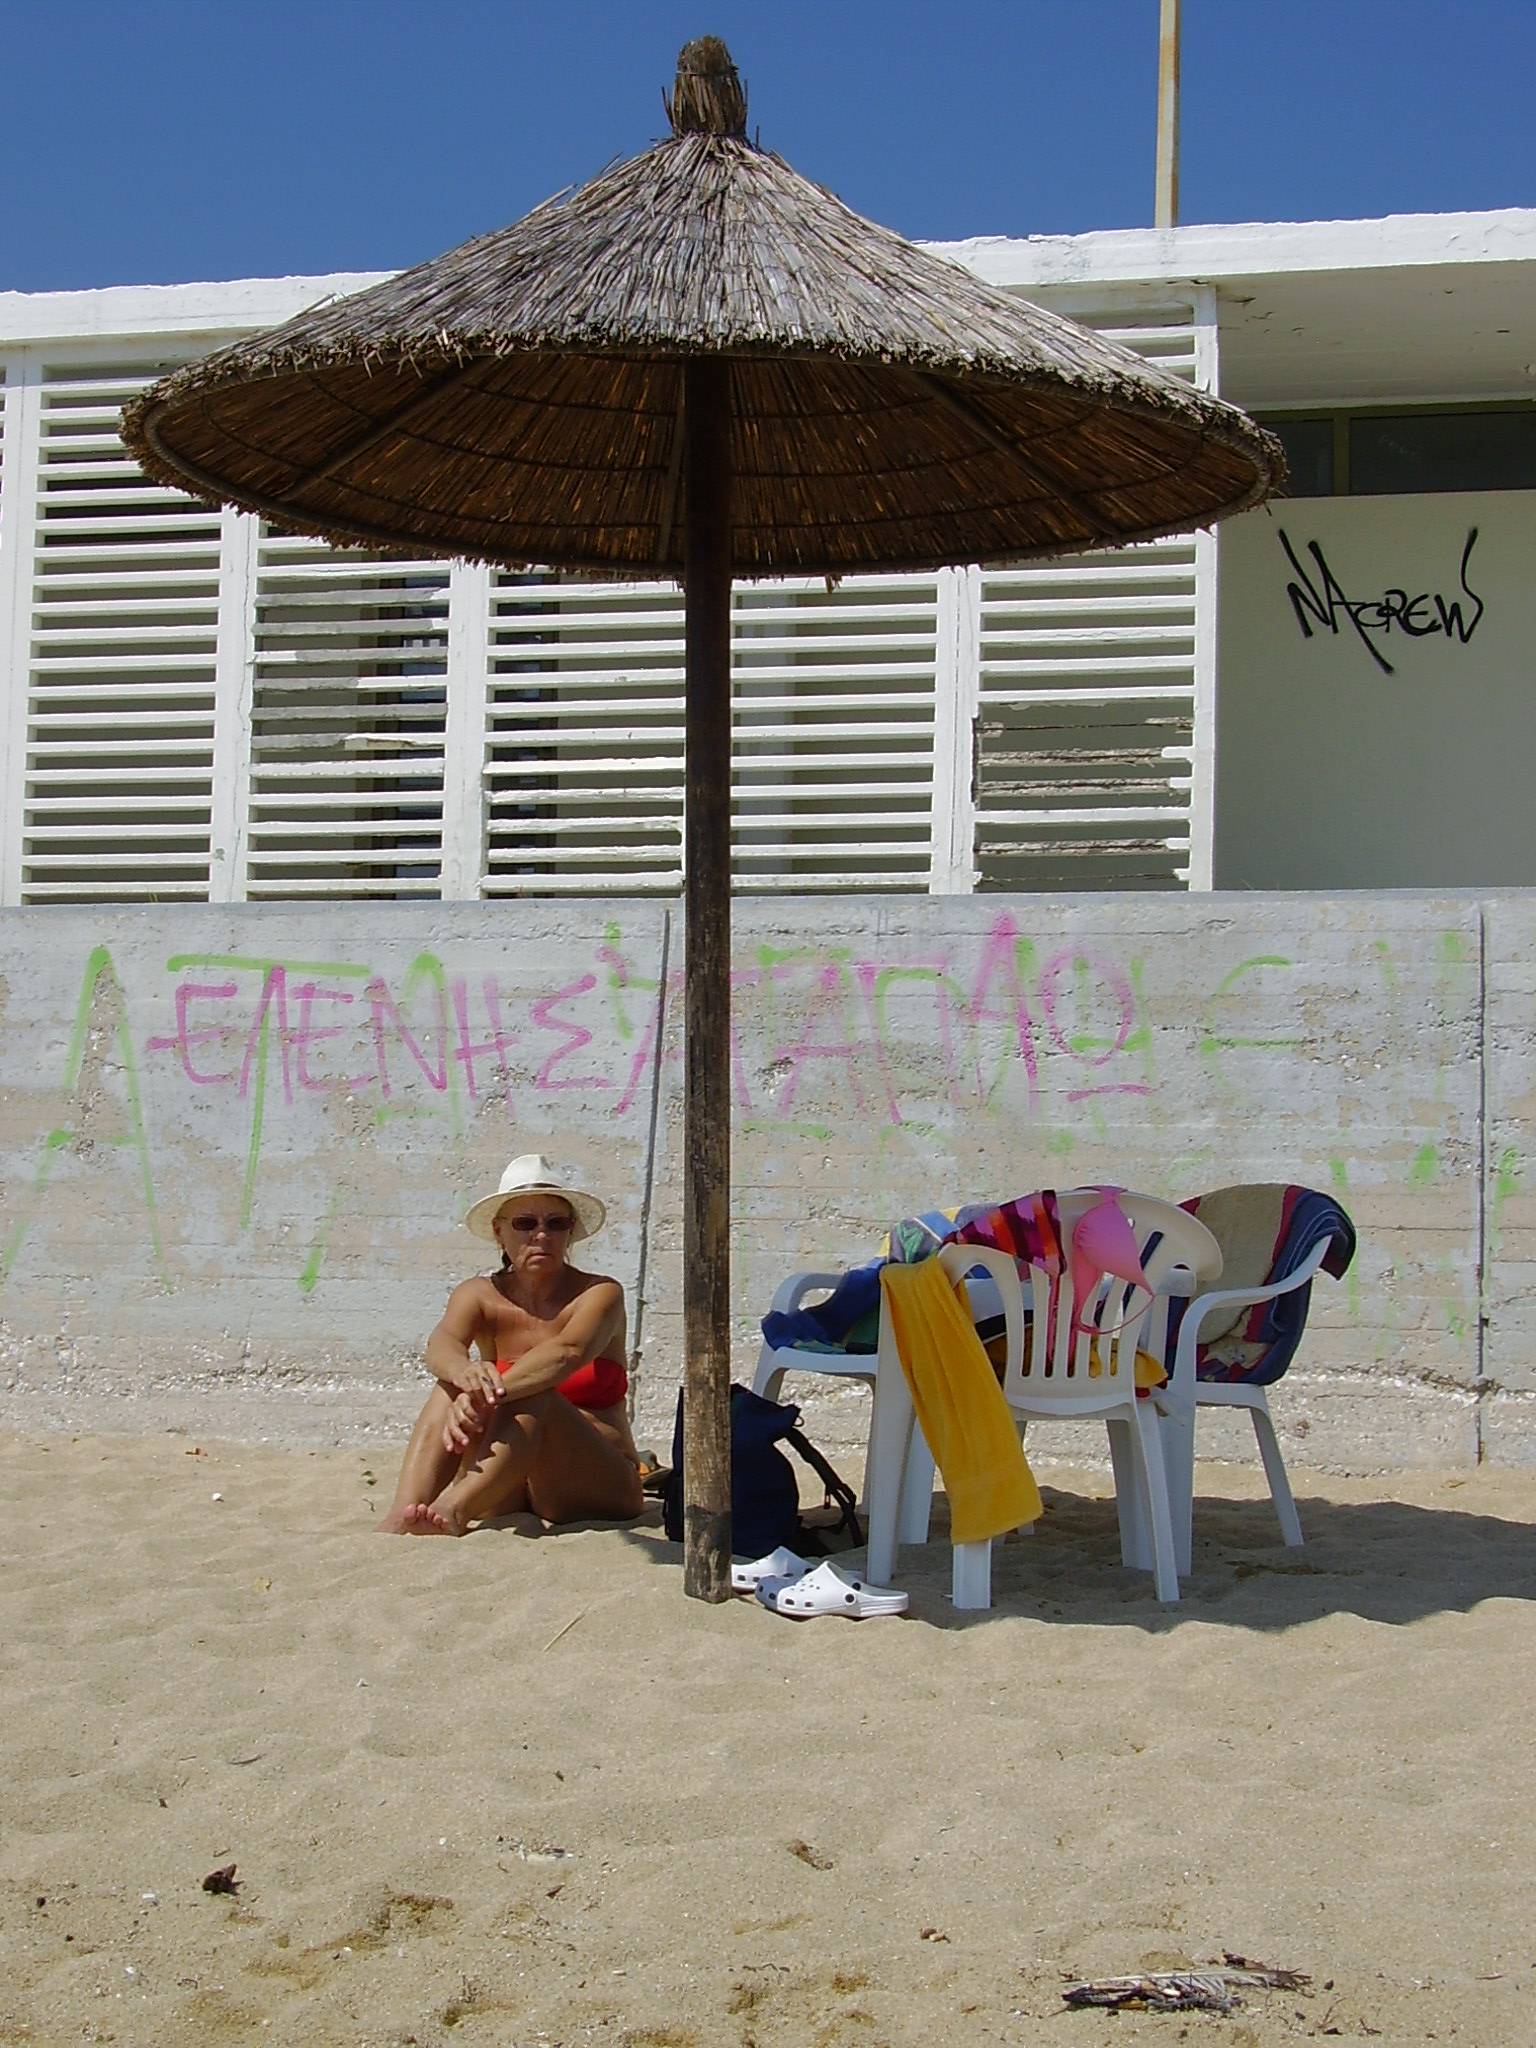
0, 915, 1477, 1343
0, 947, 167, 1295
152, 950, 466, 1233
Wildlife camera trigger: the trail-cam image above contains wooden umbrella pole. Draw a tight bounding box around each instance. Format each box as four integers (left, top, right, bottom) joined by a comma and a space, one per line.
681, 355, 734, 1602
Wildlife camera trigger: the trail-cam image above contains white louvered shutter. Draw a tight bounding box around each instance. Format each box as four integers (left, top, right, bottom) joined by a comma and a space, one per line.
485, 574, 685, 894
482, 571, 938, 894
0, 294, 1222, 906
732, 574, 937, 890
246, 533, 449, 898
22, 362, 220, 901
978, 537, 1200, 887
976, 301, 1209, 890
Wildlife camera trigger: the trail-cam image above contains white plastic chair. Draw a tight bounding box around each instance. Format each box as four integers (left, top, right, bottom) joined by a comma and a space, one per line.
866, 1194, 1222, 1609
752, 1268, 941, 1544
1155, 1235, 1333, 1574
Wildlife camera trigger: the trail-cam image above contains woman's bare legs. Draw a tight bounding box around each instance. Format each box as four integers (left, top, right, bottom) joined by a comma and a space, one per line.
378, 1383, 473, 1533
426, 1394, 642, 1535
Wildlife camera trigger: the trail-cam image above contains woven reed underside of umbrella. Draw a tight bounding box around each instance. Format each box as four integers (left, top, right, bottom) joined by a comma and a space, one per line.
125, 132, 1281, 575
130, 351, 1263, 576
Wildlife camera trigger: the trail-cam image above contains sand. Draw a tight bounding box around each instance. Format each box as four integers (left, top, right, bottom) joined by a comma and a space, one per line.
2, 1431, 1535, 2048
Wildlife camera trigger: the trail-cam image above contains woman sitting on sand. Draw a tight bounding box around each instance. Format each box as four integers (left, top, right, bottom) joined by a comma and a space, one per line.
380, 1155, 643, 1536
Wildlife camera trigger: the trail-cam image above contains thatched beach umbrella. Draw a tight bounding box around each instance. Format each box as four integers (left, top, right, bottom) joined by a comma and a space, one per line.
124, 37, 1282, 1602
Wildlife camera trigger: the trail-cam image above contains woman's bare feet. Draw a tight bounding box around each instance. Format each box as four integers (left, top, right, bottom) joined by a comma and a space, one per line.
378, 1500, 463, 1536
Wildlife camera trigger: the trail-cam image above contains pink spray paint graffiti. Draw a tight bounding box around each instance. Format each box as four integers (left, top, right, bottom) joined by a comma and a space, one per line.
529, 975, 613, 1093
146, 941, 680, 1228
138, 916, 1157, 1252
727, 916, 1144, 1129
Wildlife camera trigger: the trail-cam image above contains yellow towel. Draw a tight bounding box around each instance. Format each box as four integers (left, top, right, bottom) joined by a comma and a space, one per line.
1100, 1344, 1168, 1390
879, 1259, 1042, 1546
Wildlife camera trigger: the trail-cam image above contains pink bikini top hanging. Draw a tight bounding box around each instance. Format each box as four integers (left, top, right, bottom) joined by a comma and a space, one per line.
1068, 1186, 1153, 1339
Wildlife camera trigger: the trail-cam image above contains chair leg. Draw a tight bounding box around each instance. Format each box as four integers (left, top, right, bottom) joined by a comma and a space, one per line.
897, 1433, 936, 1545
866, 1363, 916, 1584
751, 1355, 786, 1402
1016, 1422, 1035, 1532
1248, 1395, 1304, 1547
1158, 1404, 1196, 1578
952, 1540, 992, 1609
1131, 1400, 1181, 1604
1107, 1417, 1153, 1570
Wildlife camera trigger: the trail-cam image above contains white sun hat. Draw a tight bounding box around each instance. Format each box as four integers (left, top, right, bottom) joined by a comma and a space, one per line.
464, 1153, 606, 1244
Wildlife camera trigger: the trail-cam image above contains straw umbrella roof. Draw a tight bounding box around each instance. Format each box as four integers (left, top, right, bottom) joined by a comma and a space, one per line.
124, 45, 1281, 576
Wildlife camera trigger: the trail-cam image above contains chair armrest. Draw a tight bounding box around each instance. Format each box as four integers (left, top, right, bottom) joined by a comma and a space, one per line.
1164, 1238, 1333, 1407
937, 1243, 1027, 1380
765, 1270, 846, 1318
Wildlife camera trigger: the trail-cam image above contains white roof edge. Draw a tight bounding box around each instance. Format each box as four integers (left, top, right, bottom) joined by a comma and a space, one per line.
0, 271, 393, 346
924, 208, 1536, 291
3, 205, 1534, 345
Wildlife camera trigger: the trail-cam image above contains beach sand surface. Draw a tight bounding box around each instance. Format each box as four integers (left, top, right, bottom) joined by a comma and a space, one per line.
2, 1431, 1534, 2048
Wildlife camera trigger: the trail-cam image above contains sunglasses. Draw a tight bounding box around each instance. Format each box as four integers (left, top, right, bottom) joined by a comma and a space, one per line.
503, 1212, 575, 1235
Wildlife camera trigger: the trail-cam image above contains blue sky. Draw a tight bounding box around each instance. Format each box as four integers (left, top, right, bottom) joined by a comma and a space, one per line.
3, 0, 1534, 291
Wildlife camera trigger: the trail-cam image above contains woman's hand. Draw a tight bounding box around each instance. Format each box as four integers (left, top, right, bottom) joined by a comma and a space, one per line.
442, 1387, 495, 1456
445, 1353, 502, 1402
424, 1279, 503, 1403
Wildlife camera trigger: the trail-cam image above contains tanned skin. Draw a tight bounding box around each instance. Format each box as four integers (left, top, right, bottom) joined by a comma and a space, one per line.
379, 1197, 642, 1535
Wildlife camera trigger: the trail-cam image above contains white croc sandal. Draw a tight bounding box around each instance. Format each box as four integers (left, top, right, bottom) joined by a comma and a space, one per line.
756, 1559, 909, 1619
730, 1545, 810, 1594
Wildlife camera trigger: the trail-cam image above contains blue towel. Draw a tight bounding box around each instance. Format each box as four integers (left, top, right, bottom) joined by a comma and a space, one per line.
761, 1261, 884, 1353
1246, 1188, 1356, 1385
760, 1209, 962, 1354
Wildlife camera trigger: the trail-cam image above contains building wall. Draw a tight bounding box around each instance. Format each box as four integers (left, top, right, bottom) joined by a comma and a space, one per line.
2, 892, 1530, 1472
1216, 491, 1536, 888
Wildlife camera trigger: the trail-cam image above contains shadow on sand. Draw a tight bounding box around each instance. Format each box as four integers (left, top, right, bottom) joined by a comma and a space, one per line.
616, 1484, 1536, 1632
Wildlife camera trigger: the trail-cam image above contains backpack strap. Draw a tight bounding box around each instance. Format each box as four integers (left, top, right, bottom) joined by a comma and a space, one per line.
784, 1424, 863, 1548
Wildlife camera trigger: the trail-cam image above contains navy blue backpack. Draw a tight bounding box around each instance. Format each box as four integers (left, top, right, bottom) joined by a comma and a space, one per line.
661, 1384, 861, 1558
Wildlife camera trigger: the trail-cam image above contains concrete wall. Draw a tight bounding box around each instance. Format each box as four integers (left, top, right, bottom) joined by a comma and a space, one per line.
1217, 491, 1536, 889
0, 893, 1531, 1471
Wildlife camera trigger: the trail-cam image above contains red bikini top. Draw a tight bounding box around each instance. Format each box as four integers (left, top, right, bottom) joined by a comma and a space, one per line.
496, 1355, 628, 1408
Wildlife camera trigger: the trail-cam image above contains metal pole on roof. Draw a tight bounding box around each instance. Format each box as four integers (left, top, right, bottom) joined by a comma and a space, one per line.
1155, 0, 1181, 229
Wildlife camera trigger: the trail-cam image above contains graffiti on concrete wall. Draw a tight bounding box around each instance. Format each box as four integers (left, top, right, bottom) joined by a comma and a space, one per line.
135, 913, 1173, 1138
1278, 527, 1485, 677
0, 905, 1478, 1312
0, 912, 1192, 1288
0, 944, 165, 1293
141, 913, 1184, 1130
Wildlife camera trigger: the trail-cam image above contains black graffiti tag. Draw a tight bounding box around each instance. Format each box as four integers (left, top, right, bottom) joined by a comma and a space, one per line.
1278, 527, 1484, 676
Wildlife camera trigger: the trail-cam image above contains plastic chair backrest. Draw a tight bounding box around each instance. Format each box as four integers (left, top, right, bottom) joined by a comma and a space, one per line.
1002, 1190, 1221, 1409
934, 1242, 1028, 1371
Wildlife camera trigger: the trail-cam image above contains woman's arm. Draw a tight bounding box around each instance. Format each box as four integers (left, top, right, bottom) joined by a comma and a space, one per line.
494, 1279, 626, 1401
425, 1280, 503, 1402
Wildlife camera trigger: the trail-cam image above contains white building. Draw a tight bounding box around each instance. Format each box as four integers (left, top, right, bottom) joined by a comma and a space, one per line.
2, 207, 1533, 908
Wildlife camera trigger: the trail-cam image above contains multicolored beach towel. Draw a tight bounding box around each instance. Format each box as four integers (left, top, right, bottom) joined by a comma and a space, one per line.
1176, 1183, 1356, 1384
